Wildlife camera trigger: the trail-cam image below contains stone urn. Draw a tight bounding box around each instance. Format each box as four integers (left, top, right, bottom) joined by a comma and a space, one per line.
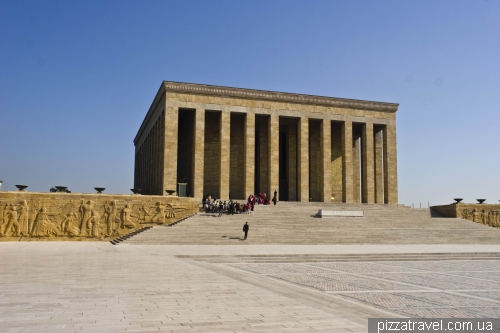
94, 187, 106, 194
15, 185, 28, 191
476, 199, 486, 204
130, 188, 142, 195
453, 198, 463, 204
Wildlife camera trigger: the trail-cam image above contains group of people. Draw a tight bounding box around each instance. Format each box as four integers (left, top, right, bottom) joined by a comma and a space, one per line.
248, 191, 278, 206
203, 198, 255, 216
202, 191, 279, 216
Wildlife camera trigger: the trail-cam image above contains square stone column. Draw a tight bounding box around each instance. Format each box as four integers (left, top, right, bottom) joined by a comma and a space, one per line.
342, 121, 354, 203
352, 135, 361, 203
298, 117, 309, 202
193, 108, 205, 199
153, 122, 158, 194
160, 115, 165, 193
321, 119, 331, 202
220, 110, 230, 199
383, 124, 398, 204
269, 114, 279, 199
163, 105, 178, 194
245, 112, 255, 198
374, 127, 384, 203
362, 123, 375, 203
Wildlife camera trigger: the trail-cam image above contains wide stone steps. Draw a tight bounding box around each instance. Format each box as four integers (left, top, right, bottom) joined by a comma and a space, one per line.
122, 202, 500, 245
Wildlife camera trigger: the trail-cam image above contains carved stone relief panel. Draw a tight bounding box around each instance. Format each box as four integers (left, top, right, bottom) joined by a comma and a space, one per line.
458, 205, 500, 228
0, 193, 198, 241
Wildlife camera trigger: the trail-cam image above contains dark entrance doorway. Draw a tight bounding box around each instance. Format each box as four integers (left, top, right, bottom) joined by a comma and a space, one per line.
177, 109, 195, 197
254, 115, 270, 195
278, 117, 299, 201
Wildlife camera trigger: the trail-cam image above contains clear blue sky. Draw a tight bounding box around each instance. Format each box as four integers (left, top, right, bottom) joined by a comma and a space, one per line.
1, 0, 499, 206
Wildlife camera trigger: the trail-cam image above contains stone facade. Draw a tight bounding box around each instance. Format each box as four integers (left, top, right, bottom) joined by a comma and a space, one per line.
0, 191, 198, 241
134, 81, 399, 203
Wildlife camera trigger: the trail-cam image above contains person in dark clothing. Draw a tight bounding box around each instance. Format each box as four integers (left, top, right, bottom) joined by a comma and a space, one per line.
243, 222, 249, 240
272, 194, 277, 205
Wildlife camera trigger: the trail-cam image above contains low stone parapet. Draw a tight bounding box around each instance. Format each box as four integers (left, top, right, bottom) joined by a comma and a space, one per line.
317, 210, 364, 218
0, 191, 198, 241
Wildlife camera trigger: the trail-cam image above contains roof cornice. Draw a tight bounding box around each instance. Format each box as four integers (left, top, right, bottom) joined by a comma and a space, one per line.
163, 81, 398, 112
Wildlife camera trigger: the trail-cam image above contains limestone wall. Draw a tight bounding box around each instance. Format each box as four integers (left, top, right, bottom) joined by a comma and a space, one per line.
432, 203, 500, 228
0, 192, 199, 241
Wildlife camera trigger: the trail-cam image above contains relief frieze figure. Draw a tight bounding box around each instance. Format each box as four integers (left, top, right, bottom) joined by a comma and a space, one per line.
32, 207, 60, 237
104, 201, 121, 236
88, 210, 101, 238
122, 204, 136, 229
61, 212, 79, 237
18, 200, 30, 236
3, 205, 20, 237
79, 200, 94, 236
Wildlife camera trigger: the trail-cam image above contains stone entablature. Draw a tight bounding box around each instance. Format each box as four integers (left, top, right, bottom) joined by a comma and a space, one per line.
135, 81, 399, 148
163, 81, 399, 111
0, 192, 198, 241
432, 203, 500, 228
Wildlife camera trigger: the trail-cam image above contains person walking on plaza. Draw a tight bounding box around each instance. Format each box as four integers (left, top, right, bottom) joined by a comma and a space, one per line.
243, 222, 249, 240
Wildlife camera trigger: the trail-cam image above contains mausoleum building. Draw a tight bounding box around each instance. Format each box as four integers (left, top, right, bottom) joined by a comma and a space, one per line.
134, 81, 399, 204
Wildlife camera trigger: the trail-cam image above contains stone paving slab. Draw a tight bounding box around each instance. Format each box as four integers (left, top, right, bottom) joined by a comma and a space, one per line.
1, 243, 500, 332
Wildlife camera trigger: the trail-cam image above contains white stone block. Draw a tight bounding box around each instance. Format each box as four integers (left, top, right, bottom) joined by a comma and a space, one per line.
317, 210, 364, 218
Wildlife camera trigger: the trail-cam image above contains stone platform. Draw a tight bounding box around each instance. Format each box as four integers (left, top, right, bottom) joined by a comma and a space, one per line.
2, 243, 500, 333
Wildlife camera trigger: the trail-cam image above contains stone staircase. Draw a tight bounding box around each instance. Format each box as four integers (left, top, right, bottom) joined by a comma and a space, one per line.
122, 202, 500, 245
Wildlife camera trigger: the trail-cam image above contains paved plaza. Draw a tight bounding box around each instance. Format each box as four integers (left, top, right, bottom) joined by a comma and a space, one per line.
2, 243, 500, 333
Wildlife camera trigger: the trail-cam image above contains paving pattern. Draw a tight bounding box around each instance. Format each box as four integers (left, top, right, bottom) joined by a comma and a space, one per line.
2, 243, 500, 333
227, 259, 500, 319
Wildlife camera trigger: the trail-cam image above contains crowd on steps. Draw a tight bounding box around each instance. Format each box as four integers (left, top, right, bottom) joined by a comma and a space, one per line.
202, 191, 278, 216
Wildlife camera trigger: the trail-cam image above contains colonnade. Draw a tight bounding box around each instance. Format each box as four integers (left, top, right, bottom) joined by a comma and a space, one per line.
153, 108, 397, 204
